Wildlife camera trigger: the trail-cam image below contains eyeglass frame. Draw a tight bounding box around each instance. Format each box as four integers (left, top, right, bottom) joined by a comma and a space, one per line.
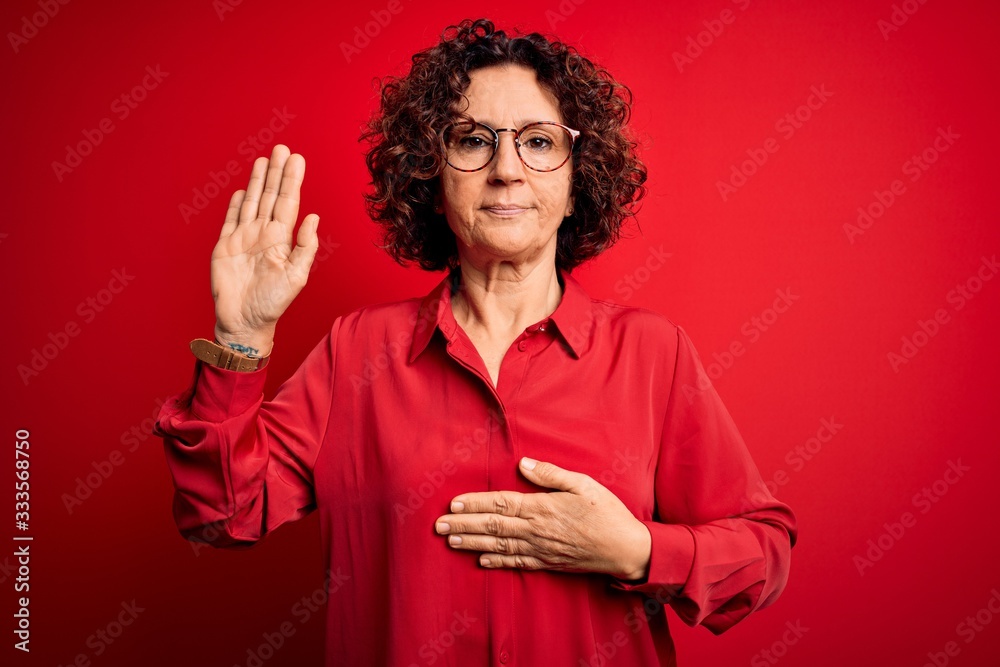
442, 120, 581, 173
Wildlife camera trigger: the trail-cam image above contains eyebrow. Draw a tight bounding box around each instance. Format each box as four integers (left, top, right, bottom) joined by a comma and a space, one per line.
468, 118, 556, 129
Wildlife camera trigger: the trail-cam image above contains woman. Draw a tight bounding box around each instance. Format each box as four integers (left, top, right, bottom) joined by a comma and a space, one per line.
155, 18, 796, 666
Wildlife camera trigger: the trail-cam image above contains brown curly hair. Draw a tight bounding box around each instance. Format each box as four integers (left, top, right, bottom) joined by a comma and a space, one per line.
361, 18, 647, 272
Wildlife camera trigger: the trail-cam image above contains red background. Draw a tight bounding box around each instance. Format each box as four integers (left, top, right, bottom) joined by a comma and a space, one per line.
3, 0, 999, 665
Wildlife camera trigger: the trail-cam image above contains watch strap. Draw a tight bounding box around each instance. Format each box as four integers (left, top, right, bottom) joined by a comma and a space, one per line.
190, 338, 270, 372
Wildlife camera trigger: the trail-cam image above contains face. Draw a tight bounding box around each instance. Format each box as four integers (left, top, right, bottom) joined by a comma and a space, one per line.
439, 65, 574, 268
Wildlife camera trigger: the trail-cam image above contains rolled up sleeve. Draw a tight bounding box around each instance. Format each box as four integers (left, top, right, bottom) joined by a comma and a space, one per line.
613, 325, 797, 634
153, 320, 340, 547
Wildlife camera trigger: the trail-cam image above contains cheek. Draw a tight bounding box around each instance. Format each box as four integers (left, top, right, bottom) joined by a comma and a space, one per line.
440, 176, 477, 211
542, 178, 574, 216
439, 175, 455, 207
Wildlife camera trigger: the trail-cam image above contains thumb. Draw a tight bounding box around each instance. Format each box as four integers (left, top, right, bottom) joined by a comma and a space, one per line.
519, 457, 587, 493
290, 214, 321, 275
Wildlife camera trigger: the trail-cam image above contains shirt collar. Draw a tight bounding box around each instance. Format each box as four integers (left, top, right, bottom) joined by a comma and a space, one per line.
408, 266, 596, 364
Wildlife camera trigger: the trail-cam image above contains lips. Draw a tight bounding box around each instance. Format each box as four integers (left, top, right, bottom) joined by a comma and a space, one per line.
482, 204, 530, 216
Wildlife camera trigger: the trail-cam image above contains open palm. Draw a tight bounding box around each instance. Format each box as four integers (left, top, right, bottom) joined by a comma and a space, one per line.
211, 145, 319, 352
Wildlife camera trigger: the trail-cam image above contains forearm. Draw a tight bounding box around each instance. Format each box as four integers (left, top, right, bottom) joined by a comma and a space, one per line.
154, 327, 337, 547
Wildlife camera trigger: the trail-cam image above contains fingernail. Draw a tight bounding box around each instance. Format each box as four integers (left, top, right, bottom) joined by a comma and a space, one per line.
481, 558, 492, 567
436, 522, 449, 534
448, 535, 462, 546
521, 457, 537, 470
451, 500, 464, 512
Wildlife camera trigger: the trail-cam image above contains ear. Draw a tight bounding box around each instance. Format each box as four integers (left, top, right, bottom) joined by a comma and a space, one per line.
564, 193, 575, 218
433, 187, 444, 214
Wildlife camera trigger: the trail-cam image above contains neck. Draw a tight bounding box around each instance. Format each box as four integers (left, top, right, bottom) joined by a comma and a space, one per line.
451, 256, 563, 336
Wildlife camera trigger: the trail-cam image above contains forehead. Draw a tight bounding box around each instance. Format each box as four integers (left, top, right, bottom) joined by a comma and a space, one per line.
460, 65, 563, 125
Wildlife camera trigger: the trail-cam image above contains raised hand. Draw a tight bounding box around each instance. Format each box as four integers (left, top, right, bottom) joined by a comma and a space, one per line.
211, 145, 320, 356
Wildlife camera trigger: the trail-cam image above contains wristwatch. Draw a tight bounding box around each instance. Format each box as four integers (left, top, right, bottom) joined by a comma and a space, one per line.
189, 338, 270, 372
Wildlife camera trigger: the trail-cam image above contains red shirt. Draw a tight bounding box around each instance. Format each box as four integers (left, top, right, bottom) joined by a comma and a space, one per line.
155, 268, 796, 667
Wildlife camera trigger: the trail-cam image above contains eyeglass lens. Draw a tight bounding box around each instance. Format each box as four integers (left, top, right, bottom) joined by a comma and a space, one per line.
445, 122, 573, 172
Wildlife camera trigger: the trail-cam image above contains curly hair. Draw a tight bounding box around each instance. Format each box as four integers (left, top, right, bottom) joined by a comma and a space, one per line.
361, 18, 647, 272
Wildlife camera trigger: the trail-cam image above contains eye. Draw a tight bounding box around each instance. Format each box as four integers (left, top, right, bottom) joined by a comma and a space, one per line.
520, 127, 561, 152
459, 135, 491, 149
525, 136, 553, 149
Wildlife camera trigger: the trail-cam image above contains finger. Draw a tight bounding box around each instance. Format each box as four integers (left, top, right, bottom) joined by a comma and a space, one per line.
219, 190, 246, 239
289, 214, 320, 275
258, 144, 291, 222
435, 513, 528, 539
240, 156, 269, 223
271, 152, 306, 226
445, 533, 530, 556
480, 554, 547, 570
449, 490, 525, 517
518, 457, 590, 494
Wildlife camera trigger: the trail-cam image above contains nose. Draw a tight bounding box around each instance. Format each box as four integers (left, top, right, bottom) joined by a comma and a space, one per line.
487, 129, 526, 183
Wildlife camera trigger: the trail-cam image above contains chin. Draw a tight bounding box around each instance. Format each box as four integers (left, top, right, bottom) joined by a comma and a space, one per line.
476, 239, 553, 265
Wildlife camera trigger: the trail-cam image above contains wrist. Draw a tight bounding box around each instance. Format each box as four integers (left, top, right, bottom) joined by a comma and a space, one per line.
191, 337, 271, 372
616, 521, 652, 582
214, 324, 275, 358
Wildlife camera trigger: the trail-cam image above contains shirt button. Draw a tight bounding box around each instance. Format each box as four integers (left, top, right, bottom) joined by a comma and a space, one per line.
517, 341, 527, 352
538, 325, 546, 332
499, 650, 510, 663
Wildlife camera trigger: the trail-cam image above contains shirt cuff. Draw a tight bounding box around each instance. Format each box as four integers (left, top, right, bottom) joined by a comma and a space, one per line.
611, 521, 695, 595
189, 360, 268, 422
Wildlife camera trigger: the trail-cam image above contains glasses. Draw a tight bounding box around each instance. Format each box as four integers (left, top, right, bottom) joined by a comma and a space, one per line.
443, 120, 580, 173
